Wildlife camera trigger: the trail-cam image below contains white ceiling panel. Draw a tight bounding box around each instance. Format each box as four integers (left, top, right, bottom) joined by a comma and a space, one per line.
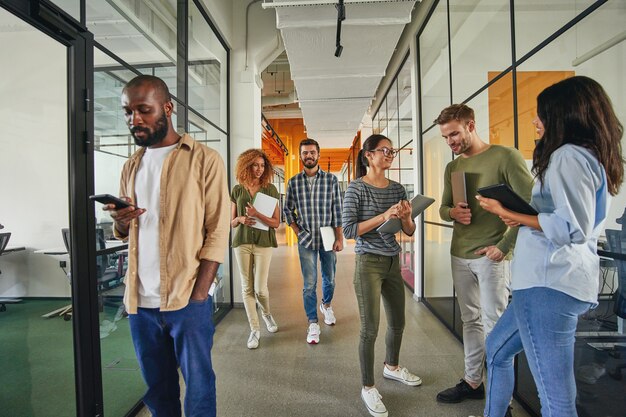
265, 0, 417, 148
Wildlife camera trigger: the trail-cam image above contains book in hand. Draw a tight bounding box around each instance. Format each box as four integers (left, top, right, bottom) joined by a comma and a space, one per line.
320, 226, 337, 252
376, 194, 436, 234
250, 192, 279, 231
451, 171, 467, 206
476, 183, 537, 215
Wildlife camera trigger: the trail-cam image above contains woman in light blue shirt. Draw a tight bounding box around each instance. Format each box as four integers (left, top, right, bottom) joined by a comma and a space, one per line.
476, 76, 624, 417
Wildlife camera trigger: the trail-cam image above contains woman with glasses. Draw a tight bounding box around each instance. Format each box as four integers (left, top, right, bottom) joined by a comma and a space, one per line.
476, 76, 624, 417
231, 149, 280, 349
342, 134, 422, 417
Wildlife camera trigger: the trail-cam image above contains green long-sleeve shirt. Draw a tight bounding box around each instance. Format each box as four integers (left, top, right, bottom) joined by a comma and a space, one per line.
439, 145, 534, 259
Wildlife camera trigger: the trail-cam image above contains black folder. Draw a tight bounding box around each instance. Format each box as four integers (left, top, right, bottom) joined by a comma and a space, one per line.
476, 184, 537, 215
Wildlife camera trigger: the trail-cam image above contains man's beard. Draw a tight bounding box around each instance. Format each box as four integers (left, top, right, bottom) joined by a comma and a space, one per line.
131, 112, 169, 147
302, 158, 318, 169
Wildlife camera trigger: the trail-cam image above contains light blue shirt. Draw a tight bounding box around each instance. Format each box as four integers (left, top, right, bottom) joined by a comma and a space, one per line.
511, 144, 610, 305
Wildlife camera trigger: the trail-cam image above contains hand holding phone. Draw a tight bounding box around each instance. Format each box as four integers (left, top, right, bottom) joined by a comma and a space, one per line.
89, 194, 133, 209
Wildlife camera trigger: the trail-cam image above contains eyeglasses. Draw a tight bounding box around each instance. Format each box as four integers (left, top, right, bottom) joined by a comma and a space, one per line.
372, 147, 398, 158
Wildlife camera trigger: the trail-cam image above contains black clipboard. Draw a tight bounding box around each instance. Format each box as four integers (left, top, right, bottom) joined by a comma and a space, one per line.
476, 184, 537, 215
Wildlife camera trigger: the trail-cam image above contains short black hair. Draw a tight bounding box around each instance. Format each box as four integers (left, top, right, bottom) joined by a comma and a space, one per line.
123, 75, 172, 103
299, 138, 320, 154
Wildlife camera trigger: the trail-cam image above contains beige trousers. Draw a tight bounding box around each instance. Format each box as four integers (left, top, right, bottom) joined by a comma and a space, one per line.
234, 244, 274, 331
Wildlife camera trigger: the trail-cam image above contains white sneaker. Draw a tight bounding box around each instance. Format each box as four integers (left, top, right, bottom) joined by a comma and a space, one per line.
306, 322, 320, 344
247, 330, 260, 349
361, 387, 388, 417
262, 314, 278, 333
383, 365, 422, 386
319, 303, 336, 325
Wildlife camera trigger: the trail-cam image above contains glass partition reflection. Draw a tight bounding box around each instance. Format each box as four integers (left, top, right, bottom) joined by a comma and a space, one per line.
419, 0, 450, 129
0, 9, 76, 416
423, 223, 455, 326
87, 0, 178, 95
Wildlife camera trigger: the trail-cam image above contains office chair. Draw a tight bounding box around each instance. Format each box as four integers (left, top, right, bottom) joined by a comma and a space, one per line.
60, 228, 122, 318
603, 229, 626, 381
0, 232, 16, 311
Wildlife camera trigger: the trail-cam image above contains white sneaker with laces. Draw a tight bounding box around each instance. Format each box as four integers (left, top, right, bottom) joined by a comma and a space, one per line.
383, 365, 422, 386
247, 330, 260, 349
306, 322, 320, 344
262, 314, 278, 333
361, 387, 388, 417
319, 303, 336, 325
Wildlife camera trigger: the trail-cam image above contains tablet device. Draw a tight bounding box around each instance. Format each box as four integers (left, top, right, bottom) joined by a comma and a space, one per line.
89, 194, 132, 210
376, 194, 436, 234
476, 184, 537, 215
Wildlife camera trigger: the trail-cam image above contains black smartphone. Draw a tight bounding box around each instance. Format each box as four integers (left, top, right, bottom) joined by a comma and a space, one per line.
89, 194, 132, 209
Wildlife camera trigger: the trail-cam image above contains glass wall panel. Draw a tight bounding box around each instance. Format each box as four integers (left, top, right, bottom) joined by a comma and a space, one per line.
386, 79, 399, 146
378, 97, 387, 136
92, 51, 150, 416
449, 0, 512, 103
514, 0, 594, 60
516, 1, 626, 228
419, 0, 450, 130
467, 75, 515, 147
513, 4, 626, 415
0, 10, 75, 416
50, 0, 80, 21
189, 2, 227, 130
423, 223, 455, 325
398, 56, 413, 149
87, 0, 178, 95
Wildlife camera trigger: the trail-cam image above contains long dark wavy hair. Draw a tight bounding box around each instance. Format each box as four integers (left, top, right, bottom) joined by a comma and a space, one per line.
356, 134, 391, 178
532, 76, 624, 196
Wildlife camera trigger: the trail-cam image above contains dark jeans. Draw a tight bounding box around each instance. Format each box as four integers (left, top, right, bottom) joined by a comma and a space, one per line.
354, 253, 405, 386
129, 297, 216, 417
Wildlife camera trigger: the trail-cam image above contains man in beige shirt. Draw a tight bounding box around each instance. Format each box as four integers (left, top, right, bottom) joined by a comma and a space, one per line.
105, 75, 229, 417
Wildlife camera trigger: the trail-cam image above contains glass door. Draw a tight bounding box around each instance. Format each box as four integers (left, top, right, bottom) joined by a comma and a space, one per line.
0, 6, 77, 416
0, 1, 102, 416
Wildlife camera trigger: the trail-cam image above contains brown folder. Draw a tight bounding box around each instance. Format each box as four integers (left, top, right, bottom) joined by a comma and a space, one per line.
451, 171, 467, 207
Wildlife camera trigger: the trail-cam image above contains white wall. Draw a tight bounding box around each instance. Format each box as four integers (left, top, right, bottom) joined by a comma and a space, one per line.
0, 29, 71, 298
225, 1, 283, 303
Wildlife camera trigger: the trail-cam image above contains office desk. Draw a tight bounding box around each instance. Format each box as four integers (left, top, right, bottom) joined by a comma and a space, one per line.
0, 246, 26, 310
34, 248, 71, 319
3, 246, 26, 254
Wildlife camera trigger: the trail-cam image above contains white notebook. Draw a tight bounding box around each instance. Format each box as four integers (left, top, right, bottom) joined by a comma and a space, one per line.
320, 226, 336, 252
250, 192, 279, 231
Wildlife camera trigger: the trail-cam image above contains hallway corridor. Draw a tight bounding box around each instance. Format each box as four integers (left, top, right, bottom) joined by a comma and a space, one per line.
205, 243, 530, 417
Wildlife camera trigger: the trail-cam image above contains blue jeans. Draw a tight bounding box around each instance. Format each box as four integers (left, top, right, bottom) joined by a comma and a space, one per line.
484, 287, 591, 417
129, 297, 216, 417
298, 244, 337, 322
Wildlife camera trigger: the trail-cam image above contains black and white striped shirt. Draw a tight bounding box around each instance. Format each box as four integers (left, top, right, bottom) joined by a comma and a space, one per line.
342, 178, 407, 256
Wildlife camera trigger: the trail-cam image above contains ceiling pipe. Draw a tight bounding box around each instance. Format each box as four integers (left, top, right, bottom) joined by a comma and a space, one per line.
262, 0, 414, 8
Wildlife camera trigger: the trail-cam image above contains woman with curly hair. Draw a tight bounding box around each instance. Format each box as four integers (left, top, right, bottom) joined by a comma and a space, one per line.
231, 149, 281, 349
476, 76, 624, 417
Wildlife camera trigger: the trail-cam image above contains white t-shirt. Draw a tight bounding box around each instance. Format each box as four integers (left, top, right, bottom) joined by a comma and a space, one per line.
135, 143, 177, 308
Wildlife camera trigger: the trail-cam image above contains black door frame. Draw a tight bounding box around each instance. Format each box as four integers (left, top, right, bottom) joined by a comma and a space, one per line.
0, 1, 103, 416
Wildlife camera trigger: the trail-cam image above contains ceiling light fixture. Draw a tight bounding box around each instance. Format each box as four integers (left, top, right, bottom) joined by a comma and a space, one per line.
334, 0, 345, 57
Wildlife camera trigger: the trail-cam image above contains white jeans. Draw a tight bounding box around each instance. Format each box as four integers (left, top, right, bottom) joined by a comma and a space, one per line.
234, 244, 274, 331
451, 255, 510, 385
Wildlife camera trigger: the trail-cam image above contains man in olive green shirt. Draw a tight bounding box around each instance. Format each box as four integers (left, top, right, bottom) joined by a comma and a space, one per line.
434, 104, 533, 405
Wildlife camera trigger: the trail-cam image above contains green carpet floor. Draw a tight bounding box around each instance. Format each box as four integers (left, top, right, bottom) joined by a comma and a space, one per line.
0, 299, 144, 417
